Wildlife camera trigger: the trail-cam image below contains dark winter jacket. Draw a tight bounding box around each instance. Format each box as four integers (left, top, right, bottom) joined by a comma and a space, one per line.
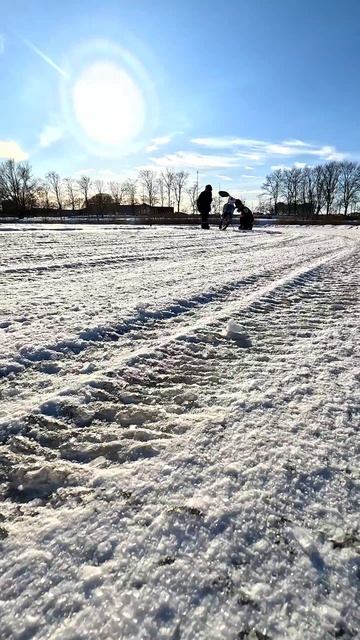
197, 188, 212, 213
240, 206, 254, 225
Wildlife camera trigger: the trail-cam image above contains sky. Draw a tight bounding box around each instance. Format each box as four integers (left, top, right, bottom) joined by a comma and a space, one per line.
1, 0, 360, 205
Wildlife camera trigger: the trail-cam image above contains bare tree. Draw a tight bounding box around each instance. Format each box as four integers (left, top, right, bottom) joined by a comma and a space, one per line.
94, 179, 104, 196
158, 175, 165, 207
310, 164, 326, 215
0, 159, 19, 205
93, 179, 107, 218
138, 169, 159, 207
187, 182, 198, 215
36, 179, 52, 210
0, 160, 37, 214
260, 161, 360, 218
109, 180, 126, 206
322, 161, 341, 215
173, 170, 189, 213
17, 162, 37, 211
161, 168, 175, 207
262, 169, 283, 215
64, 177, 78, 210
124, 179, 137, 206
338, 161, 360, 216
280, 168, 303, 215
212, 191, 221, 217
46, 171, 63, 210
290, 167, 302, 214
77, 175, 92, 209
300, 166, 315, 217
256, 196, 271, 215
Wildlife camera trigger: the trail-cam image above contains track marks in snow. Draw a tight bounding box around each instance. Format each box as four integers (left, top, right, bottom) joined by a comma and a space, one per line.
0, 226, 360, 639
0, 234, 353, 427
1, 240, 359, 529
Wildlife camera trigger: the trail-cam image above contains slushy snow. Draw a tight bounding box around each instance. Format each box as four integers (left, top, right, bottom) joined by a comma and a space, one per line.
0, 224, 359, 639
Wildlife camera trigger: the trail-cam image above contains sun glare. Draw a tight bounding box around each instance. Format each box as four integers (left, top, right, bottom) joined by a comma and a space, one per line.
72, 61, 145, 146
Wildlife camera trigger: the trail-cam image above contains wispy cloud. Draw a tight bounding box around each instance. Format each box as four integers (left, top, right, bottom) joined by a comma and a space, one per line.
192, 136, 346, 162
145, 133, 177, 153
282, 139, 308, 147
148, 151, 241, 169
146, 144, 163, 152
152, 135, 173, 146
39, 124, 64, 148
192, 137, 255, 149
215, 174, 233, 181
19, 35, 68, 78
271, 162, 311, 170
0, 34, 5, 55
0, 140, 28, 161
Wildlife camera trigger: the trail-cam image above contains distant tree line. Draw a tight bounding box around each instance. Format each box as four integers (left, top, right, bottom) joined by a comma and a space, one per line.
262, 161, 360, 216
0, 160, 196, 216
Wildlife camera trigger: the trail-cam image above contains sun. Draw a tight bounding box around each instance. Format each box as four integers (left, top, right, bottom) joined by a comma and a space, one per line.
72, 61, 145, 146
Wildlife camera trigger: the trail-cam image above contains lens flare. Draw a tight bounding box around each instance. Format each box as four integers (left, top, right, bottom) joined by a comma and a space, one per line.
61, 39, 158, 156
72, 62, 145, 146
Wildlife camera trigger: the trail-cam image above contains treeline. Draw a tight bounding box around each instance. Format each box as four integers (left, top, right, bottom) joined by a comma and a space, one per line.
0, 159, 197, 215
262, 161, 360, 216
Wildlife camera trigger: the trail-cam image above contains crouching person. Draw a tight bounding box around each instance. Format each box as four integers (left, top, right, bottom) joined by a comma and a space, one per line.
235, 199, 254, 231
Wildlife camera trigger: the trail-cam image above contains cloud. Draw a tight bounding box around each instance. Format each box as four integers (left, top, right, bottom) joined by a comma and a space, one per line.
145, 133, 177, 153
152, 135, 173, 145
282, 139, 308, 147
215, 174, 233, 181
271, 162, 312, 170
245, 166, 254, 171
151, 151, 239, 169
39, 125, 63, 148
192, 136, 347, 162
192, 137, 255, 149
0, 34, 5, 55
0, 140, 29, 161
240, 174, 259, 178
149, 151, 241, 169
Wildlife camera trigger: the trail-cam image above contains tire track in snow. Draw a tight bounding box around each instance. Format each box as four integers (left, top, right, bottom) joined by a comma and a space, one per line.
0, 233, 349, 391
0, 242, 355, 431
0, 229, 359, 640
0, 240, 359, 559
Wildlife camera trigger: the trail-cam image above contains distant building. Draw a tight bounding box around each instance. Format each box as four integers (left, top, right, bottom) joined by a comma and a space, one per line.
0, 201, 175, 219
84, 202, 174, 217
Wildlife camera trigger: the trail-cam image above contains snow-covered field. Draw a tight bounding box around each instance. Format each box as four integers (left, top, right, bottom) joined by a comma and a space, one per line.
0, 224, 359, 640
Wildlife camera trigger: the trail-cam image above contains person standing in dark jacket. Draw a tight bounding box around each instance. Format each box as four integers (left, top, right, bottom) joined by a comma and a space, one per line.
196, 184, 212, 229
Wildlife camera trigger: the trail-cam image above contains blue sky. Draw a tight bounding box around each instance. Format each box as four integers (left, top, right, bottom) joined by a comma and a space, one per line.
1, 0, 359, 204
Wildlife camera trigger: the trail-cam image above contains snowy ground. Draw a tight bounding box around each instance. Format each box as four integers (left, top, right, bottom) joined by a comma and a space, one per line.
0, 224, 359, 640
